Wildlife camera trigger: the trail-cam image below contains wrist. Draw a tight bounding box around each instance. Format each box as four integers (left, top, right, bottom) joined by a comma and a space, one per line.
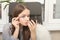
15, 27, 19, 30
30, 29, 36, 32
31, 31, 36, 34
15, 26, 19, 29
13, 27, 19, 39
31, 30, 36, 40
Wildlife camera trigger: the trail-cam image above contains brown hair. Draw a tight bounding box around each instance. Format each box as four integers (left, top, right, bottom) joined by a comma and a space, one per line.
11, 3, 31, 40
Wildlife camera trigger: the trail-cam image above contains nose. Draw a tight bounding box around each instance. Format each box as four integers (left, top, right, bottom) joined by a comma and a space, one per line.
25, 16, 29, 21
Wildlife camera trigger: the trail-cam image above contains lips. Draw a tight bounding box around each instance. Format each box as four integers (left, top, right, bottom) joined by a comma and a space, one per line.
25, 22, 28, 24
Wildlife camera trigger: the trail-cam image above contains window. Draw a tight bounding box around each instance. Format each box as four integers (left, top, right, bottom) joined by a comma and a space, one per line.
0, 3, 1, 19
44, 0, 60, 30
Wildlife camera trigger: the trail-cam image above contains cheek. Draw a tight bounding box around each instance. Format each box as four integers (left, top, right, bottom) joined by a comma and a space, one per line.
19, 18, 24, 23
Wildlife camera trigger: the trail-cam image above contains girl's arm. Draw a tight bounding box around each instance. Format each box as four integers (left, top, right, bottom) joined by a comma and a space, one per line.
30, 30, 36, 40
28, 20, 37, 40
2, 23, 19, 40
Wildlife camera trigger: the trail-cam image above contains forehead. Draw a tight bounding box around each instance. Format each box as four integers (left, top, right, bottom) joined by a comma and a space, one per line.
18, 8, 30, 17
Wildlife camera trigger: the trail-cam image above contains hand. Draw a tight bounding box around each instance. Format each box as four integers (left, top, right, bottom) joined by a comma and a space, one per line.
28, 20, 37, 32
12, 17, 20, 29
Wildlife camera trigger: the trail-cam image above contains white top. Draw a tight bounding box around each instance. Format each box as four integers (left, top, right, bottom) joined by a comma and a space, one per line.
36, 24, 51, 40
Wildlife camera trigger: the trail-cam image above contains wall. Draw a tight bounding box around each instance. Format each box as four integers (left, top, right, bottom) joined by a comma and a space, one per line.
50, 31, 60, 40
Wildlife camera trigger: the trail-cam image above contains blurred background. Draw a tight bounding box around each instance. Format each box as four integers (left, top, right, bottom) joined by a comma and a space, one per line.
0, 0, 60, 40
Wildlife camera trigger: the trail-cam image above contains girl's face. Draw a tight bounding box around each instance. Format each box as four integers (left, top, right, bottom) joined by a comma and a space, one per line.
18, 8, 30, 26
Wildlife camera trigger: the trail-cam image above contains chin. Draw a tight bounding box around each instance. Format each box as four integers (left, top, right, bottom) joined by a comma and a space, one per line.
23, 24, 28, 26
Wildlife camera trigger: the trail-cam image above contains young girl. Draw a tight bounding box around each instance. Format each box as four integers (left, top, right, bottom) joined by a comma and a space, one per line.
2, 3, 51, 40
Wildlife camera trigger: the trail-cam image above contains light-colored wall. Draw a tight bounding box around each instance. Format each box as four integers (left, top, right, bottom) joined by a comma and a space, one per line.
50, 31, 60, 40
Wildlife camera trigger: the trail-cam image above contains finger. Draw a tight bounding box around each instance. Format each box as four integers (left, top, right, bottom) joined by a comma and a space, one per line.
28, 22, 31, 28
15, 17, 19, 21
28, 21, 32, 27
36, 20, 37, 24
29, 21, 33, 26
16, 21, 20, 25
31, 20, 35, 25
12, 18, 16, 21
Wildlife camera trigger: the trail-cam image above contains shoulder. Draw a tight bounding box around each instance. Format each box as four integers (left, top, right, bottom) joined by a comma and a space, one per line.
36, 24, 51, 40
3, 23, 12, 31
36, 23, 50, 36
36, 24, 47, 31
36, 23, 49, 33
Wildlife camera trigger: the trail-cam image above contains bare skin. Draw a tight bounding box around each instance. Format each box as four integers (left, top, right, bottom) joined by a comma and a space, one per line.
12, 17, 20, 39
12, 9, 36, 40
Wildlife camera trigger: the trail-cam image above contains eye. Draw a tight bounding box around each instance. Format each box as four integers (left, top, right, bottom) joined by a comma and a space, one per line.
27, 15, 30, 17
19, 14, 30, 18
21, 15, 25, 18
